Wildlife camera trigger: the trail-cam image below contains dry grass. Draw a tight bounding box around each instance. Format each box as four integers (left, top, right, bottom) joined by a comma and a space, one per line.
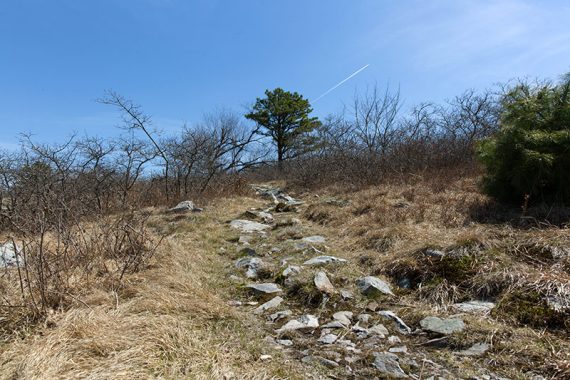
0, 199, 312, 380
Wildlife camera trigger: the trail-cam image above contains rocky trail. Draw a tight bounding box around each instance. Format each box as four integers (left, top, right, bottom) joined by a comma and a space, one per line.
217, 185, 526, 380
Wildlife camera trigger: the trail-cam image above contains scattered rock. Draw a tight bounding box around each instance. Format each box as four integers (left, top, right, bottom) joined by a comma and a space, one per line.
340, 289, 354, 300
227, 300, 243, 307
332, 311, 353, 326
321, 321, 346, 329
372, 352, 407, 378
269, 310, 292, 323
368, 324, 389, 337
168, 200, 198, 213
235, 257, 264, 279
366, 301, 379, 312
282, 265, 301, 277
378, 311, 412, 334
301, 355, 339, 368
314, 271, 335, 294
318, 333, 338, 344
254, 296, 283, 315
420, 316, 465, 335
388, 335, 402, 345
0, 241, 22, 267
259, 354, 272, 361
238, 235, 251, 245
304, 255, 347, 266
456, 342, 490, 356
389, 346, 408, 353
357, 314, 371, 324
244, 210, 274, 224
452, 300, 496, 314
230, 219, 271, 233
424, 248, 444, 258
302, 235, 326, 244
356, 276, 394, 296
246, 283, 282, 295
276, 339, 293, 346
276, 314, 319, 334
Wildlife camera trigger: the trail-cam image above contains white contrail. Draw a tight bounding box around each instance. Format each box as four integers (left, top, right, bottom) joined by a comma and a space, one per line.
313, 64, 370, 102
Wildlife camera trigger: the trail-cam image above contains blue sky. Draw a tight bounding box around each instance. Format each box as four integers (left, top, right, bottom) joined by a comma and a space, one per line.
1, 0, 569, 148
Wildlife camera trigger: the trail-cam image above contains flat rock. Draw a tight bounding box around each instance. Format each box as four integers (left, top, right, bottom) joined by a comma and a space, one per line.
321, 321, 346, 329
246, 283, 282, 295
389, 346, 408, 354
0, 241, 22, 267
369, 324, 389, 337
340, 289, 353, 300
372, 352, 408, 378
314, 271, 335, 294
304, 255, 347, 266
302, 235, 326, 244
230, 219, 271, 233
276, 314, 319, 334
269, 310, 292, 323
357, 276, 394, 296
378, 311, 412, 334
456, 342, 490, 356
301, 355, 339, 368
254, 296, 283, 315
333, 311, 353, 326
276, 339, 293, 346
420, 316, 465, 335
318, 333, 338, 344
452, 301, 495, 314
282, 265, 301, 277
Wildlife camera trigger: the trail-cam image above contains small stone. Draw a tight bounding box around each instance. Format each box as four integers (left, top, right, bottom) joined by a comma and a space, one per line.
367, 301, 379, 312
321, 321, 346, 329
314, 271, 335, 294
388, 335, 402, 345
420, 316, 465, 335
246, 283, 282, 295
259, 354, 272, 361
378, 311, 412, 335
397, 278, 412, 289
456, 342, 490, 356
0, 241, 22, 267
372, 352, 407, 378
269, 310, 292, 322
357, 314, 372, 324
302, 356, 339, 368
275, 314, 319, 334
238, 235, 251, 245
389, 346, 408, 353
253, 296, 283, 315
282, 265, 301, 277
318, 333, 338, 344
340, 289, 353, 300
452, 301, 496, 314
227, 300, 242, 306
369, 324, 389, 337
424, 248, 444, 258
357, 276, 394, 296
333, 311, 353, 326
302, 235, 326, 244
304, 255, 347, 266
276, 339, 293, 346
235, 257, 263, 279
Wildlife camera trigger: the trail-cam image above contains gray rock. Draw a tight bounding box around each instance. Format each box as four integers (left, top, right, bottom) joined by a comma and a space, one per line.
276, 339, 293, 346
253, 296, 283, 315
318, 333, 338, 344
269, 310, 292, 322
420, 316, 465, 334
282, 265, 301, 277
397, 278, 412, 289
356, 276, 394, 296
456, 342, 490, 356
372, 352, 407, 378
314, 271, 335, 294
332, 311, 353, 326
321, 321, 346, 329
389, 346, 408, 353
424, 248, 444, 258
304, 255, 347, 266
357, 314, 372, 324
452, 300, 496, 314
246, 283, 282, 295
368, 324, 389, 337
378, 311, 412, 334
340, 289, 354, 300
230, 219, 271, 233
235, 257, 263, 279
168, 200, 196, 213
0, 241, 22, 267
302, 235, 326, 244
388, 335, 402, 345
276, 314, 319, 334
301, 355, 339, 368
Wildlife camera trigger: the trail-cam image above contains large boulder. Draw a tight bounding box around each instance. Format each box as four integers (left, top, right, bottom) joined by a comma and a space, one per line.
356, 276, 394, 296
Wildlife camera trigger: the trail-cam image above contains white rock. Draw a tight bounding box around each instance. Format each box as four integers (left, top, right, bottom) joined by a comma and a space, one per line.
302, 235, 326, 244
456, 342, 490, 356
0, 241, 22, 267
356, 276, 394, 296
369, 324, 389, 337
282, 265, 301, 277
275, 314, 319, 334
246, 283, 282, 294
420, 316, 465, 335
254, 296, 283, 315
318, 333, 338, 344
304, 255, 347, 266
378, 311, 412, 335
259, 354, 272, 361
314, 271, 335, 294
230, 219, 271, 233
269, 310, 292, 322
169, 200, 196, 213
276, 339, 293, 346
452, 300, 496, 314
389, 346, 408, 353
332, 311, 353, 326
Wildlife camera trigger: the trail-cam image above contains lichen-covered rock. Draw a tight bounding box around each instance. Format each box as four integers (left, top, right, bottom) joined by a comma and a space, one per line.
420, 316, 465, 334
